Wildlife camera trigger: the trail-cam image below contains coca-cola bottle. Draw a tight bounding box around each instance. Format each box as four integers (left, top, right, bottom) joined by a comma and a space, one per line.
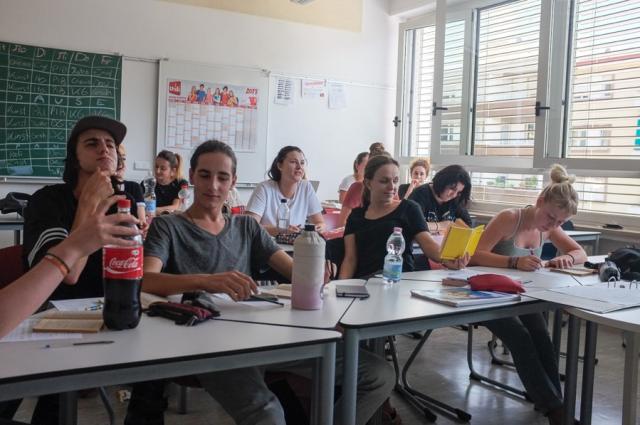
102, 199, 144, 330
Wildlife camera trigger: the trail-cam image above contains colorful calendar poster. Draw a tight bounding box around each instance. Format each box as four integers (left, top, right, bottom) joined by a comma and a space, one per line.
164, 79, 258, 152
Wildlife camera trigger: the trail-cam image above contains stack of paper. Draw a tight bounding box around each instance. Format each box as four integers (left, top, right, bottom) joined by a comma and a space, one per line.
525, 284, 640, 313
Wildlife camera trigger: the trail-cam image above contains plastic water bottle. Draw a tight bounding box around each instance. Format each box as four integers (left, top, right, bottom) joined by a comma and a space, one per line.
143, 175, 156, 223
291, 224, 326, 310
383, 227, 405, 284
277, 199, 290, 232
178, 183, 191, 212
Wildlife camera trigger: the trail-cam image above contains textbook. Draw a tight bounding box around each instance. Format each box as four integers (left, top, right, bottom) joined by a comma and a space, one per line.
439, 225, 485, 261
410, 288, 520, 307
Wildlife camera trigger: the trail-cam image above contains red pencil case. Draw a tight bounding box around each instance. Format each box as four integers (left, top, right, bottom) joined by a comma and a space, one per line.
468, 274, 525, 294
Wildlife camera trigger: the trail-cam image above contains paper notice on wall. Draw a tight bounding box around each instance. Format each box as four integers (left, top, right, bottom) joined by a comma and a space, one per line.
328, 82, 347, 109
302, 79, 326, 99
274, 77, 294, 105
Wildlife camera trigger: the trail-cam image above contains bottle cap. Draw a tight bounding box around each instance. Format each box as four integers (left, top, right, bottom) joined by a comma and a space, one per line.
181, 183, 188, 189
394, 227, 403, 233
117, 199, 131, 209
304, 224, 316, 231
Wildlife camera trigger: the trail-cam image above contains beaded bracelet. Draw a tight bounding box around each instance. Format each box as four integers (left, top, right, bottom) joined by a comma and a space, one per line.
43, 252, 71, 277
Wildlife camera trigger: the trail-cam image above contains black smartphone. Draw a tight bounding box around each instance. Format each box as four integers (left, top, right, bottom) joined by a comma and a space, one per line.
335, 284, 370, 299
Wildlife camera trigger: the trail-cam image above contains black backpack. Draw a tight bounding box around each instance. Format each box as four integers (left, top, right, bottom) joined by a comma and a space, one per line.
607, 246, 640, 281
0, 192, 30, 217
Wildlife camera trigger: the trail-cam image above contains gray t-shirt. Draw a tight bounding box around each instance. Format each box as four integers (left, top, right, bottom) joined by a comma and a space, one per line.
144, 214, 280, 275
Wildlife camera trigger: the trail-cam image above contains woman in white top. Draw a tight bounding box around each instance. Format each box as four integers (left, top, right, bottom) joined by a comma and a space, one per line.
246, 146, 324, 235
338, 151, 368, 204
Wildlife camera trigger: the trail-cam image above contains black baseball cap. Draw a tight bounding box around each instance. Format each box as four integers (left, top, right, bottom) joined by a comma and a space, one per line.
62, 116, 127, 185
67, 115, 127, 149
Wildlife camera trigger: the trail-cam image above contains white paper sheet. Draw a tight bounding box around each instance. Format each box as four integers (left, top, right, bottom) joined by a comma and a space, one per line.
50, 297, 103, 312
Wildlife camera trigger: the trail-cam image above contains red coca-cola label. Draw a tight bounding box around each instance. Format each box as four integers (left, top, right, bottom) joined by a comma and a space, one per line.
103, 246, 143, 279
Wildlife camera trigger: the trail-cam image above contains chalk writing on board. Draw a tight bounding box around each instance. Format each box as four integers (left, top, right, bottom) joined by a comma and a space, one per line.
0, 41, 122, 178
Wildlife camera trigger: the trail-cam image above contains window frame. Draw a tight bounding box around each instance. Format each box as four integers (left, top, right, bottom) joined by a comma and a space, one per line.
394, 0, 640, 228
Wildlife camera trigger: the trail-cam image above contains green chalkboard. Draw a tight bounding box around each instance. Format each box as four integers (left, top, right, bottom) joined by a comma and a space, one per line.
0, 41, 122, 178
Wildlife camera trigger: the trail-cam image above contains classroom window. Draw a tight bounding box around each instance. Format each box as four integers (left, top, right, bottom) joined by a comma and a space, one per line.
574, 176, 640, 216
473, 0, 541, 158
564, 0, 640, 160
440, 19, 466, 156
398, 19, 466, 157
471, 172, 543, 207
396, 0, 640, 223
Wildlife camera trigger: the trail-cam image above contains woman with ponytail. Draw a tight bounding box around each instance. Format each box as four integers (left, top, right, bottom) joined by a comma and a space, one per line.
470, 164, 587, 425
143, 150, 188, 214
339, 155, 468, 279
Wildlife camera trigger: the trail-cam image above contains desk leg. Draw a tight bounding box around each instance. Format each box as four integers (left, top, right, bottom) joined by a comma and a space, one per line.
313, 342, 336, 425
563, 315, 581, 425
14, 230, 20, 246
59, 392, 77, 425
622, 331, 639, 425
580, 321, 598, 425
341, 330, 359, 425
552, 310, 563, 364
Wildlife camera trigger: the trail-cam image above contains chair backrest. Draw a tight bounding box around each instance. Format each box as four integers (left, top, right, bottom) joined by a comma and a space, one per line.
0, 245, 24, 289
322, 211, 341, 231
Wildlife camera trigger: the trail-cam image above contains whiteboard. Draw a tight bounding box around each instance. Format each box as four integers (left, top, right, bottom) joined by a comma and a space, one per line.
156, 60, 268, 186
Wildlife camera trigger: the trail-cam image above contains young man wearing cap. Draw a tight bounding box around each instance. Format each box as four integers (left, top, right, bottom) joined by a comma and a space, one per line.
23, 115, 141, 299
4, 116, 142, 424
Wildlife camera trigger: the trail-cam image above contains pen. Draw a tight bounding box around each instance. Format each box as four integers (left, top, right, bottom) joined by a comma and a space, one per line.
249, 294, 285, 306
530, 249, 541, 269
43, 340, 114, 349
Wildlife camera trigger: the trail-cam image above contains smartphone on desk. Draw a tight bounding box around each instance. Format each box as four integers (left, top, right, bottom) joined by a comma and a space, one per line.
335, 284, 370, 299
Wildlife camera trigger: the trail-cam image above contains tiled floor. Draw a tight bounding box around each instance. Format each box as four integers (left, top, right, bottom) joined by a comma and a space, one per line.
12, 323, 639, 424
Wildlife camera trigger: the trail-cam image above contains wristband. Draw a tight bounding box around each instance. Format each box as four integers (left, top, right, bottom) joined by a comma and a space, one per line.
43, 253, 71, 277
566, 252, 576, 264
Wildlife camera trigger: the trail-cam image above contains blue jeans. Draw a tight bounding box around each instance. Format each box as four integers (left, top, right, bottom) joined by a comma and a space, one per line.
484, 313, 563, 413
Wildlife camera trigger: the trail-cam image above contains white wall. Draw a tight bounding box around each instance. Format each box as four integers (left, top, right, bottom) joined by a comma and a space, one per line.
0, 0, 398, 208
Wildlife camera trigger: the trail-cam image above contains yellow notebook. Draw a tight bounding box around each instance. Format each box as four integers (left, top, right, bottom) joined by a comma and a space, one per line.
439, 225, 485, 261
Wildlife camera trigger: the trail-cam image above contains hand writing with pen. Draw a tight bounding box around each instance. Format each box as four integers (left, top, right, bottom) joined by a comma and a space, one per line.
514, 249, 544, 271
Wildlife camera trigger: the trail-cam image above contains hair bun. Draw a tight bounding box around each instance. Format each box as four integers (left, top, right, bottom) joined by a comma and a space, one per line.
549, 164, 575, 185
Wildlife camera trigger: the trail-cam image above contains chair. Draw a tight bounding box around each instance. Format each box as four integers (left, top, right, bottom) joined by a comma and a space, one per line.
541, 220, 575, 260
321, 210, 341, 231
0, 245, 115, 425
0, 245, 24, 289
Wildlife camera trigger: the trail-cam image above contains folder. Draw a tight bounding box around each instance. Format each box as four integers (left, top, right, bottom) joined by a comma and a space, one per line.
439, 225, 485, 261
